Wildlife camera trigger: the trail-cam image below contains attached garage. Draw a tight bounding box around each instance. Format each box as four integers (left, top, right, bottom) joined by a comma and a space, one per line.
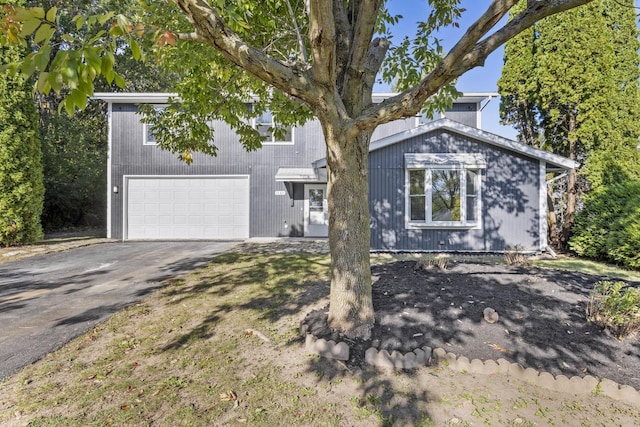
124, 176, 250, 240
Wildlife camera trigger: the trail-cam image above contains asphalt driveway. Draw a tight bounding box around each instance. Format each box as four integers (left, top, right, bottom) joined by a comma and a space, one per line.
0, 241, 236, 380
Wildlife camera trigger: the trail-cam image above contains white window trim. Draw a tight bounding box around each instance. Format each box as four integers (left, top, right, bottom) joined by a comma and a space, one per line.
251, 112, 295, 145
141, 104, 166, 146
404, 153, 484, 230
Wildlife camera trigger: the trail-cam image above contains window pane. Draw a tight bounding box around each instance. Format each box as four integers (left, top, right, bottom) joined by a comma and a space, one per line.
432, 170, 460, 221
409, 170, 425, 195
309, 189, 325, 225
256, 124, 272, 140
466, 170, 478, 222
146, 125, 157, 144
410, 196, 426, 220
274, 126, 293, 142
466, 169, 478, 194
256, 110, 273, 125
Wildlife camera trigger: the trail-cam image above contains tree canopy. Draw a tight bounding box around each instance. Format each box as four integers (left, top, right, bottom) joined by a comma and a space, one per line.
1, 0, 597, 337
499, 0, 640, 250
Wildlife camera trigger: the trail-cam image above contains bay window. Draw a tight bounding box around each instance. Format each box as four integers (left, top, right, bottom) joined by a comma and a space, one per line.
405, 153, 484, 228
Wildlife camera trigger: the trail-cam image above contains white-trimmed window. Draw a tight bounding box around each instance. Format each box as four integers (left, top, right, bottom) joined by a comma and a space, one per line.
142, 105, 165, 146
405, 153, 484, 228
253, 109, 294, 145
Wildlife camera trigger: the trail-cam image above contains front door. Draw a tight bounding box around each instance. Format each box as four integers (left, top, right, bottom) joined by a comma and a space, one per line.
304, 184, 328, 237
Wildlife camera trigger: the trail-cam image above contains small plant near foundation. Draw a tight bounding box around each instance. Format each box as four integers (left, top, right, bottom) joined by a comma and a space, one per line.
504, 246, 528, 266
587, 281, 640, 339
415, 254, 449, 270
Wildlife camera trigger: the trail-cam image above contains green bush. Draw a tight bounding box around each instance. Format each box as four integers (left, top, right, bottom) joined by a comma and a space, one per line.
0, 40, 44, 245
606, 201, 640, 269
570, 180, 640, 269
586, 281, 640, 339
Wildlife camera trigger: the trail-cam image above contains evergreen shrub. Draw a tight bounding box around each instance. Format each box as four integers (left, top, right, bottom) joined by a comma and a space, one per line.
0, 41, 44, 245
570, 180, 640, 269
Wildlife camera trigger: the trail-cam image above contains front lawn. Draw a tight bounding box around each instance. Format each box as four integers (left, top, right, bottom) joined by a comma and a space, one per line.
1, 246, 638, 426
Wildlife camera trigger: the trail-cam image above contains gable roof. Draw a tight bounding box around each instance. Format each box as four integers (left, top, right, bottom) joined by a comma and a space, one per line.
313, 118, 578, 171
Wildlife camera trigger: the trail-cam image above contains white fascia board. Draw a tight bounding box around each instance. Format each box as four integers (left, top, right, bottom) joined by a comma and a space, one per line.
371, 92, 499, 104
369, 119, 579, 170
93, 91, 499, 105
314, 118, 577, 170
92, 92, 179, 103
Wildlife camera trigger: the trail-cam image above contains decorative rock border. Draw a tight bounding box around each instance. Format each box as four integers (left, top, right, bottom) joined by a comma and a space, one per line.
302, 330, 640, 406
304, 333, 349, 361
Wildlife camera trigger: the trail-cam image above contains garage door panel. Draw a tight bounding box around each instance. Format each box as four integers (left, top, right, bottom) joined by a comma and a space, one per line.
126, 177, 249, 240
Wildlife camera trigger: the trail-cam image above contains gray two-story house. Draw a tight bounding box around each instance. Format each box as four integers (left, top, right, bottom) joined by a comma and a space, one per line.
95, 92, 577, 253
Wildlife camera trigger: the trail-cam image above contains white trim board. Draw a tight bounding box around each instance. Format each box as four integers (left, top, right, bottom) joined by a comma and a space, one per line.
313, 118, 579, 171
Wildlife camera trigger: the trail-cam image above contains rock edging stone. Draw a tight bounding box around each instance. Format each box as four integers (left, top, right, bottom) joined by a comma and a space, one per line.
363, 346, 640, 406
301, 322, 640, 407
304, 333, 349, 361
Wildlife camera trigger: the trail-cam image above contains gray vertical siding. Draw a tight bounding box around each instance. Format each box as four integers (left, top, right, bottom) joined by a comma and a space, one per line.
109, 100, 542, 251
368, 129, 541, 252
443, 103, 479, 128
109, 104, 327, 239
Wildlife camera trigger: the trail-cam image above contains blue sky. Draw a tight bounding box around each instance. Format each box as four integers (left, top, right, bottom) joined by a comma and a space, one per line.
377, 1, 640, 140
375, 2, 516, 138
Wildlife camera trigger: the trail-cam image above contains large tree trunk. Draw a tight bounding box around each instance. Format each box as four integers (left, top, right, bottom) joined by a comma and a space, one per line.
323, 121, 375, 340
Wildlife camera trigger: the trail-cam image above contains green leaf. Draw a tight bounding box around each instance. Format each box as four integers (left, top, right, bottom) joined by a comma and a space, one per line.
14, 7, 34, 21
20, 58, 36, 77
45, 6, 57, 23
30, 7, 45, 20
35, 45, 52, 70
101, 52, 115, 76
114, 74, 126, 89
72, 15, 85, 31
83, 47, 102, 71
63, 97, 75, 116
98, 12, 116, 25
130, 39, 141, 61
20, 18, 40, 37
36, 71, 51, 93
34, 23, 54, 44
104, 68, 114, 85
48, 72, 63, 94
69, 89, 88, 110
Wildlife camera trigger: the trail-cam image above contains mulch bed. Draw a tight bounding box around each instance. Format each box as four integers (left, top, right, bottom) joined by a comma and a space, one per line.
304, 260, 640, 390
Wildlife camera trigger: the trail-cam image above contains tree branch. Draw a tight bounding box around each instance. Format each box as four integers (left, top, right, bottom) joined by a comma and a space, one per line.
355, 0, 595, 130
308, 0, 336, 87
342, 0, 384, 112
333, 0, 352, 91
285, 0, 308, 63
177, 32, 205, 42
172, 0, 315, 102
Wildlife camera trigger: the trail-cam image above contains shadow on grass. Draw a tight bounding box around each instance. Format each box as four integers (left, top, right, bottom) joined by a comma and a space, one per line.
151, 247, 640, 425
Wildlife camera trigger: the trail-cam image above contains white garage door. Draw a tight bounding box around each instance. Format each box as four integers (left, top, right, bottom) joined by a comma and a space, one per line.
125, 176, 250, 240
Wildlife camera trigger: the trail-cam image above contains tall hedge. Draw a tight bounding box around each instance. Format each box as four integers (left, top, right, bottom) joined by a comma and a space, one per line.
0, 41, 44, 245
570, 179, 640, 269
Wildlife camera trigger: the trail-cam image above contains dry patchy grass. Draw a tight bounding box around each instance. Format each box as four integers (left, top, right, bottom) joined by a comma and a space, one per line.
1, 249, 639, 426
